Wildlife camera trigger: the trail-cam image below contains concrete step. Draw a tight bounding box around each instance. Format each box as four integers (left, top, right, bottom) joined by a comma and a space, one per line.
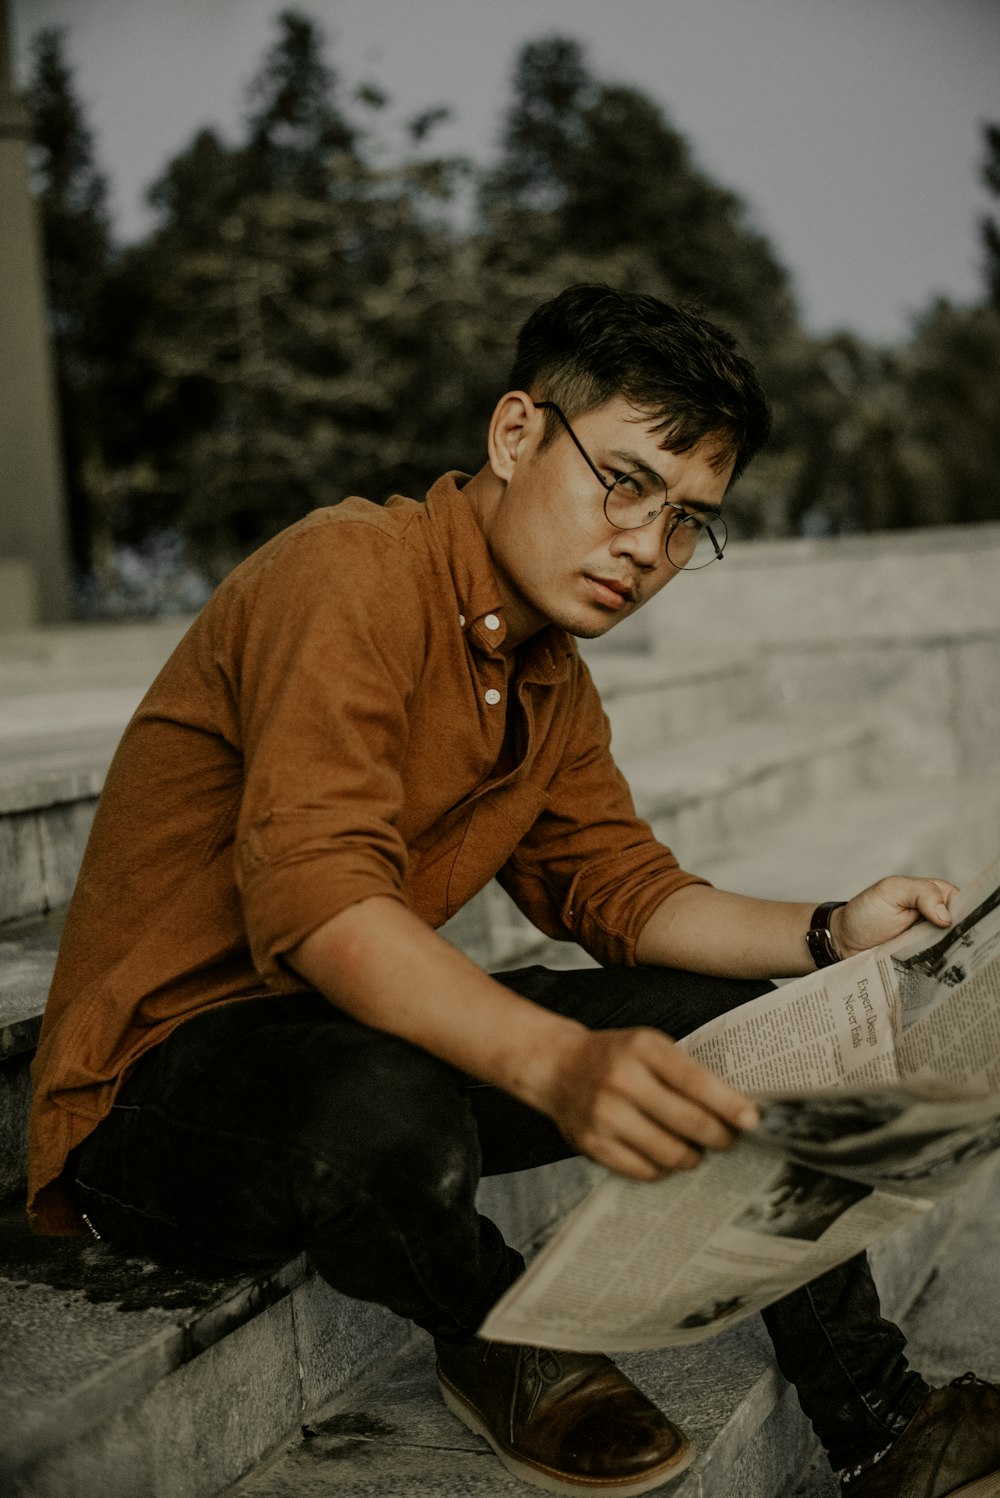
0, 735, 115, 925
2, 1147, 981, 1498
584, 649, 764, 758
0, 648, 764, 927
621, 705, 882, 868
0, 1160, 593, 1498
5, 1079, 993, 1498
219, 1169, 995, 1498
698, 773, 1000, 900
6, 768, 996, 1204
225, 1320, 812, 1498
0, 618, 192, 680
0, 914, 62, 1199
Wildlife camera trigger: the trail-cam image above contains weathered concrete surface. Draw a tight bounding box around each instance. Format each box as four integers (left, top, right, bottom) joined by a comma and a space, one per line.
223, 1168, 982, 1498
226, 1320, 800, 1498
0, 1156, 594, 1497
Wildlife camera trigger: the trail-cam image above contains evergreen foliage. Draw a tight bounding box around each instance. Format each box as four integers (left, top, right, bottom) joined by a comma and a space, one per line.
21, 14, 1000, 604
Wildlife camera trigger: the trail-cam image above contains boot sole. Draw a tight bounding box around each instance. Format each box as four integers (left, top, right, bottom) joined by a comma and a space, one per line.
437, 1372, 695, 1496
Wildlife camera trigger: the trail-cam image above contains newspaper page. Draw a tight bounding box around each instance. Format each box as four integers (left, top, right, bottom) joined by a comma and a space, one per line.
480, 858, 1000, 1351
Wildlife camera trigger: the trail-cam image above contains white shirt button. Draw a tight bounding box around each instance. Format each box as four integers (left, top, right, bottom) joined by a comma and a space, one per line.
484, 613, 500, 631
459, 614, 466, 627
484, 688, 502, 705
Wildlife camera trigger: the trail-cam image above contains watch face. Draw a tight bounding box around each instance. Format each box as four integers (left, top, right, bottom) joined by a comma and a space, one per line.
807, 926, 838, 968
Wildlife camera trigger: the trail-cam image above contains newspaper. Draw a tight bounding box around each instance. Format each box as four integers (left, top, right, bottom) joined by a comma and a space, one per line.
480, 857, 1000, 1351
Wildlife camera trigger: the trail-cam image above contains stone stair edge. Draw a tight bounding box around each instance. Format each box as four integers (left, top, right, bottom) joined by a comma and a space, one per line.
0, 617, 194, 668
583, 647, 755, 696
622, 702, 879, 798
697, 772, 1000, 899
0, 764, 109, 818
219, 1191, 962, 1498
5, 770, 996, 1072
0, 1161, 592, 1496
0, 1227, 305, 1483
0, 698, 877, 824
0, 1154, 970, 1498
0, 648, 769, 824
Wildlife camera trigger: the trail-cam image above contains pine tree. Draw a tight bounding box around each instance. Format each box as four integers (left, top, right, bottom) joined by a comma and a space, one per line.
479, 38, 796, 347
243, 7, 357, 196
129, 9, 475, 573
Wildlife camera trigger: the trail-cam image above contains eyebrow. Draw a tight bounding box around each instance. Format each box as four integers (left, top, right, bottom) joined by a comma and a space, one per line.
608, 448, 722, 517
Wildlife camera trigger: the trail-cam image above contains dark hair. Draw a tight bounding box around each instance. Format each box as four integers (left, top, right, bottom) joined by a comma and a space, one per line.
508, 284, 772, 481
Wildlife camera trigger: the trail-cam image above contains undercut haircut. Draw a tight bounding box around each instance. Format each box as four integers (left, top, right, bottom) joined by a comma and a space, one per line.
509, 284, 772, 482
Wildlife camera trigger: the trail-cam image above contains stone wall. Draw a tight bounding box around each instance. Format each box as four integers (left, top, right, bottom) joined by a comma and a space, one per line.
591, 521, 1000, 781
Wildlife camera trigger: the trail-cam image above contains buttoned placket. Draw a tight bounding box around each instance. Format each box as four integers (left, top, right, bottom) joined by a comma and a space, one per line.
459, 607, 516, 789
458, 607, 572, 802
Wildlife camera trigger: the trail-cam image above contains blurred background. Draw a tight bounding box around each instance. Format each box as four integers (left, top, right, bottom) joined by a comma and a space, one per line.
3, 0, 999, 619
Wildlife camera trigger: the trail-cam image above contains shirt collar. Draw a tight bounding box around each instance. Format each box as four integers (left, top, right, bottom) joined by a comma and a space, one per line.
422, 471, 574, 685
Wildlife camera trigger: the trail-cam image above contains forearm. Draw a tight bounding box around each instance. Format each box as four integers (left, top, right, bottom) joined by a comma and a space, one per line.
635, 875, 958, 977
634, 884, 818, 977
287, 896, 583, 1114
289, 893, 759, 1181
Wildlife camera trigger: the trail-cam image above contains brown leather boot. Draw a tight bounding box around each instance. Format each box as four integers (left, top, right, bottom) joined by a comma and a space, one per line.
435, 1336, 693, 1495
842, 1374, 1000, 1497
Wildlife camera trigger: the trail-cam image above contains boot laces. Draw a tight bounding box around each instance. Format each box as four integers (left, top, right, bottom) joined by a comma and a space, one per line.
529, 1347, 564, 1385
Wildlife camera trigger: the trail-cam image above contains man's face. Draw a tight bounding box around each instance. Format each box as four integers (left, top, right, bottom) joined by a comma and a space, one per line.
483, 396, 734, 645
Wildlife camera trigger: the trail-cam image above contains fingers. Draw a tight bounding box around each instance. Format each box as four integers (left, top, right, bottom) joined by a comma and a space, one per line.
839, 875, 961, 953
912, 879, 959, 926
876, 874, 958, 917
563, 1028, 758, 1181
576, 1095, 703, 1178
640, 1031, 759, 1132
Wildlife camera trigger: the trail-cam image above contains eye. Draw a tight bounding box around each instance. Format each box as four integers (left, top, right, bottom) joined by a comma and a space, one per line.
608, 468, 642, 494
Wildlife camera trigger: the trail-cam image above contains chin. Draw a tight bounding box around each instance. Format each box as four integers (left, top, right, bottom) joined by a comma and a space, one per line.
566, 620, 617, 640
560, 609, 627, 640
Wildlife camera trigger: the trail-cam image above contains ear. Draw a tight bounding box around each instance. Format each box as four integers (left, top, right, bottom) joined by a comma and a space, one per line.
487, 391, 538, 483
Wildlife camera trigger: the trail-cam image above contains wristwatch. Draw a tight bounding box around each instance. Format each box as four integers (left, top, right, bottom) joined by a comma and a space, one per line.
807, 901, 846, 969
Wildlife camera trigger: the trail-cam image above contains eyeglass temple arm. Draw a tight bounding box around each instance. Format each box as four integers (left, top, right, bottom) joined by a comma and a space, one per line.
533, 401, 613, 493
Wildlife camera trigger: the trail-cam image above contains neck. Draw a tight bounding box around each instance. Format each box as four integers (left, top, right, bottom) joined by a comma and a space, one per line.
463, 466, 547, 654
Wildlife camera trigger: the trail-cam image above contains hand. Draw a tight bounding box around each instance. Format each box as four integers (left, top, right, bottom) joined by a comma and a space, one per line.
831, 875, 958, 960
537, 1025, 759, 1183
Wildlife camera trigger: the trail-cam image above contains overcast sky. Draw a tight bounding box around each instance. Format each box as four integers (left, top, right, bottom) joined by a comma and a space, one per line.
12, 0, 1000, 343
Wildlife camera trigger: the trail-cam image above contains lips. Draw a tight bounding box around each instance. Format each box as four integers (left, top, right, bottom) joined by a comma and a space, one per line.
586, 575, 636, 609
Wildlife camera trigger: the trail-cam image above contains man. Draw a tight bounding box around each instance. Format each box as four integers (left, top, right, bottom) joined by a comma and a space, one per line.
28, 285, 1000, 1496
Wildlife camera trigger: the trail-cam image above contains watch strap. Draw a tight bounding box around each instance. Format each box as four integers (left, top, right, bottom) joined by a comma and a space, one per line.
807, 901, 846, 969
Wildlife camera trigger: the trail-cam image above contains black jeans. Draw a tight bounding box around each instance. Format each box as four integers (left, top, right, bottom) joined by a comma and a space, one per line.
73, 964, 928, 1470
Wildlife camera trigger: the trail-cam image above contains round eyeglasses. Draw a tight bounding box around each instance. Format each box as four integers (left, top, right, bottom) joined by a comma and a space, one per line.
535, 401, 727, 570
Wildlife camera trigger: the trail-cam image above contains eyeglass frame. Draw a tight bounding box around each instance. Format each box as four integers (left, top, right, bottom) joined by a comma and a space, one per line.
533, 400, 727, 568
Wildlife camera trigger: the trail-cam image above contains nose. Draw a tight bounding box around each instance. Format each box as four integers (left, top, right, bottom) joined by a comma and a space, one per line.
609, 512, 674, 572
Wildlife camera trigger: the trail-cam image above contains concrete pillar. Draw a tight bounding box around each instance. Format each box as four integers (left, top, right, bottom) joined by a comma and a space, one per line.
0, 0, 71, 623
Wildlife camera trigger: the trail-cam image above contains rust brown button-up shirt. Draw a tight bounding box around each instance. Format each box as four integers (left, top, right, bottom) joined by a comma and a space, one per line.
28, 474, 705, 1233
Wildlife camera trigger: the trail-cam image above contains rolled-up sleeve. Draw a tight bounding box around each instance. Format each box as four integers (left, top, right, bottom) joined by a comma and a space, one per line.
499, 660, 709, 966
232, 516, 424, 981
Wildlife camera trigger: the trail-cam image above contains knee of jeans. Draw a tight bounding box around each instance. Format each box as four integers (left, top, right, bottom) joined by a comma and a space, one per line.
299, 1046, 481, 1216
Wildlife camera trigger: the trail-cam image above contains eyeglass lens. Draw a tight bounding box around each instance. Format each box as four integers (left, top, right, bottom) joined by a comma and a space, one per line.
605, 475, 727, 570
